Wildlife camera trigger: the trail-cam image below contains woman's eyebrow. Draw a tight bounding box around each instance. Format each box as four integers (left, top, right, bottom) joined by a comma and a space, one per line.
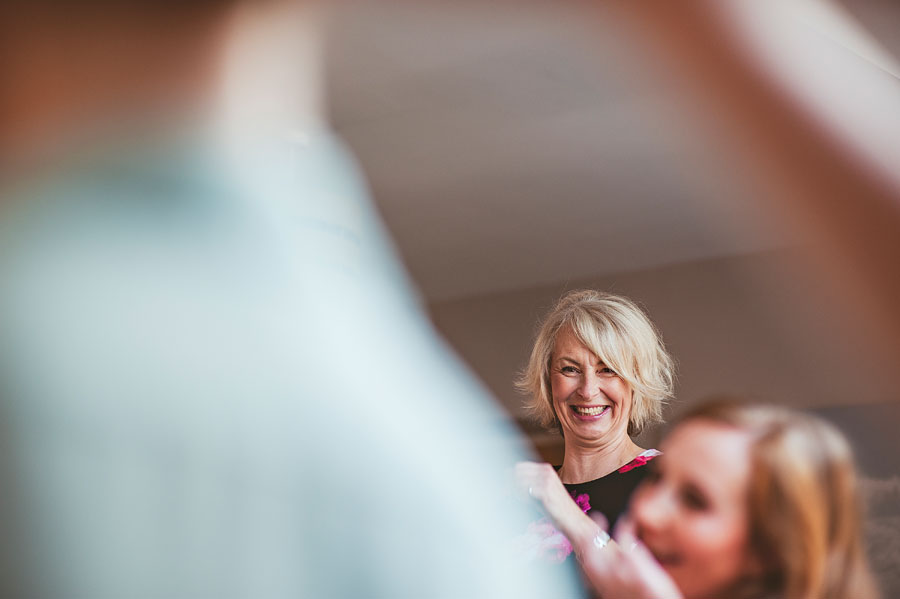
557, 356, 607, 367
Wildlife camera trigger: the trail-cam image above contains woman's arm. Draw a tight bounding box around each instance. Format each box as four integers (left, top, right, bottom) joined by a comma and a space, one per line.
576, 516, 684, 599
515, 462, 683, 597
514, 461, 605, 561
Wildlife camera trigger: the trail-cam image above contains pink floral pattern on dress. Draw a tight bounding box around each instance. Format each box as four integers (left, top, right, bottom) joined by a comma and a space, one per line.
513, 491, 593, 562
573, 493, 591, 513
617, 448, 662, 473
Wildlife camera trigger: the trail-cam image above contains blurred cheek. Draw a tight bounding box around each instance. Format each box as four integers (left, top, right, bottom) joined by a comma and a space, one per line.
630, 486, 659, 535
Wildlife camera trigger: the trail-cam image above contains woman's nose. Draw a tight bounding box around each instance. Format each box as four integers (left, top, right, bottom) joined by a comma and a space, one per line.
577, 372, 600, 399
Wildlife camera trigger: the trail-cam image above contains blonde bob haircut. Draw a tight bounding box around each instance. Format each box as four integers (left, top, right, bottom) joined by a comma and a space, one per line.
517, 289, 674, 436
680, 400, 879, 599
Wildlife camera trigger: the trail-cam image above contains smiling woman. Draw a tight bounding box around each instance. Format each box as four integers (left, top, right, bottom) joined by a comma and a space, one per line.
579, 400, 880, 599
513, 290, 674, 574
549, 326, 636, 454
630, 418, 756, 598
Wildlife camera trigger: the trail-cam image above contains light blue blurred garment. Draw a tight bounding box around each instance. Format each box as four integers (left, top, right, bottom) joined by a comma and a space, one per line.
0, 130, 582, 598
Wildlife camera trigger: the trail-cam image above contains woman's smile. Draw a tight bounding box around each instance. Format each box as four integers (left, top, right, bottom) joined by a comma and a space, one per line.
570, 404, 611, 419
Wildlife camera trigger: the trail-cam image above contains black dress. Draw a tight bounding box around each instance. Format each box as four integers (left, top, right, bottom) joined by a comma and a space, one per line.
562, 448, 661, 534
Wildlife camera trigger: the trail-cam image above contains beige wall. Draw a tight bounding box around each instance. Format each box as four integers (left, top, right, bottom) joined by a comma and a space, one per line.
428, 249, 900, 460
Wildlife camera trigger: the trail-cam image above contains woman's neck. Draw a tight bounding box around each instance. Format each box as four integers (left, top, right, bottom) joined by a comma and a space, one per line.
558, 436, 645, 484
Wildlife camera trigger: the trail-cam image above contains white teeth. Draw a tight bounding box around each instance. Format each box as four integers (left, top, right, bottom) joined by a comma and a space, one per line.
574, 405, 608, 416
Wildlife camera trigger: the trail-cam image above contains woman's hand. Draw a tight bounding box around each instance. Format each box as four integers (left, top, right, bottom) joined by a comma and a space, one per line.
513, 461, 568, 506
579, 516, 683, 599
514, 461, 600, 551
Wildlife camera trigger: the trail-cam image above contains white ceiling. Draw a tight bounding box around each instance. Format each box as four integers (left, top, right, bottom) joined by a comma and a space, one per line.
323, 0, 896, 303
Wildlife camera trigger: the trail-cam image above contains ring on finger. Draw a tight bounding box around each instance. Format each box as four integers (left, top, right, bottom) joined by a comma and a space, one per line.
592, 529, 611, 549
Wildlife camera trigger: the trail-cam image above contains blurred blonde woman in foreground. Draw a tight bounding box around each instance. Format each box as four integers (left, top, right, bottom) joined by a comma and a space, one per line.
578, 400, 879, 599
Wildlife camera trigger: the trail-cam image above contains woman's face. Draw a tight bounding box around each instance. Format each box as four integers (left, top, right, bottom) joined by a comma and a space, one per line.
549, 326, 632, 447
630, 420, 757, 599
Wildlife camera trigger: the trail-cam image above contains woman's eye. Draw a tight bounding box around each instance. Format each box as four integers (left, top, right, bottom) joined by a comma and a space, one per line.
681, 487, 709, 511
560, 366, 579, 374
599, 366, 616, 376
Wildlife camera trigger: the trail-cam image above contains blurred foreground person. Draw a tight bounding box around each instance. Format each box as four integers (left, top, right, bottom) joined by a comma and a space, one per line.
513, 290, 674, 571
578, 401, 880, 599
0, 2, 578, 597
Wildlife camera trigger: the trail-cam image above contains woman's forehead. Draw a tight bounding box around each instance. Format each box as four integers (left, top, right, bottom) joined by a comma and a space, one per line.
552, 323, 614, 361
663, 421, 754, 493
552, 326, 596, 357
